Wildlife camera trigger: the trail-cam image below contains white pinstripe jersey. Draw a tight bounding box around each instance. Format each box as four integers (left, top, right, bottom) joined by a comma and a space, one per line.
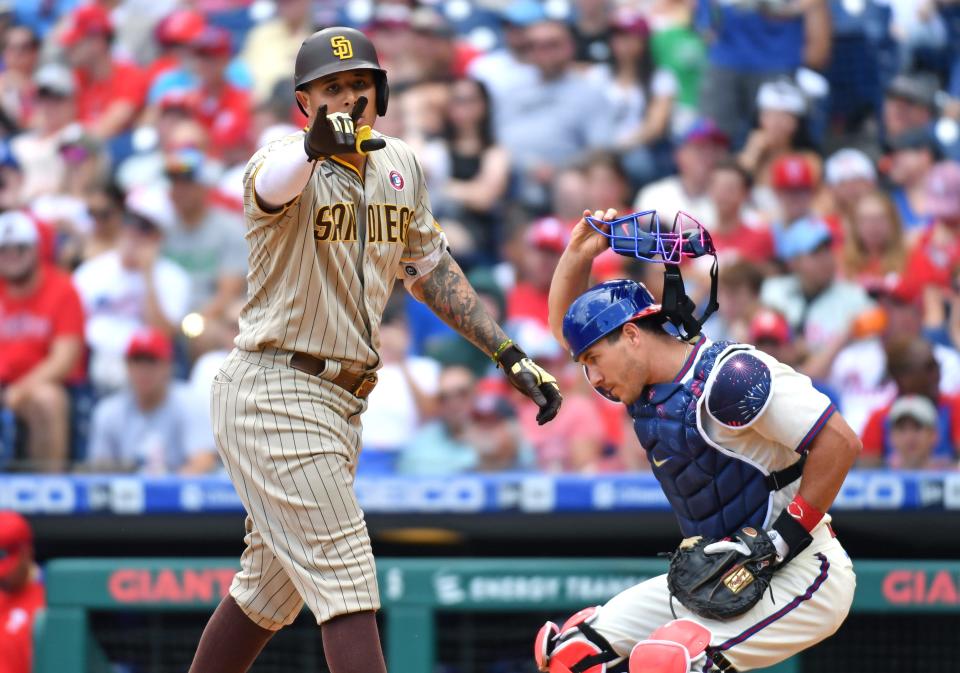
236, 131, 444, 372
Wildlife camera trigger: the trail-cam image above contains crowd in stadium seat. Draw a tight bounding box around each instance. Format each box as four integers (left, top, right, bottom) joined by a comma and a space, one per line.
1, 0, 960, 476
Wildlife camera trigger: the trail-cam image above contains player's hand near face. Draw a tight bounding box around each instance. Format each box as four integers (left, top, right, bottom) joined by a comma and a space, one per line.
304, 96, 387, 161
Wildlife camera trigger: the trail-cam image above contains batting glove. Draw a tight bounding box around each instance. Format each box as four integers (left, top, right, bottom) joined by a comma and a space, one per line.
304, 96, 386, 161
495, 342, 562, 425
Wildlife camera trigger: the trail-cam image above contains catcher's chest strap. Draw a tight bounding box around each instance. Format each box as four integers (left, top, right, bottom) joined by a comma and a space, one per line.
764, 454, 806, 492
706, 648, 738, 672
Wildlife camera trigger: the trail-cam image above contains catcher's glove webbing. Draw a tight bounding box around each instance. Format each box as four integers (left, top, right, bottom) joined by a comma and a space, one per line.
666, 527, 778, 621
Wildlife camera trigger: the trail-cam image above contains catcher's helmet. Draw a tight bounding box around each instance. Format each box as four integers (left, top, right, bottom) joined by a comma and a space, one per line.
562, 280, 662, 359
294, 27, 389, 117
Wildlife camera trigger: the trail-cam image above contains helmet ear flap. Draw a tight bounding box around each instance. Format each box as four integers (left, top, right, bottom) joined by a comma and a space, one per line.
375, 72, 389, 116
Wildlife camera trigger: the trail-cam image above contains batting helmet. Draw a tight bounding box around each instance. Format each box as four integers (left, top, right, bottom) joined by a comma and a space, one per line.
562, 280, 662, 359
294, 27, 389, 117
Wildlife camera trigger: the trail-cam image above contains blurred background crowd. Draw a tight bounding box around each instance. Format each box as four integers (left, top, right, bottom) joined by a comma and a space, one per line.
1, 0, 960, 477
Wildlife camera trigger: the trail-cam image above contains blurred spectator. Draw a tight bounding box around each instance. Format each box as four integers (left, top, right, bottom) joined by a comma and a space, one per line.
165, 26, 251, 156
739, 78, 811, 171
87, 327, 217, 475
695, 0, 831, 145
747, 306, 841, 410
886, 395, 948, 470
571, 0, 614, 64
81, 181, 124, 261
467, 1, 539, 109
513, 326, 608, 473
883, 71, 938, 141
886, 126, 938, 231
823, 148, 878, 230
0, 25, 40, 131
421, 78, 509, 267
707, 159, 773, 265
860, 338, 960, 468
0, 511, 44, 673
762, 217, 873, 350
706, 260, 766, 343
398, 365, 480, 476
507, 217, 567, 329
633, 118, 728, 229
901, 161, 960, 304
60, 3, 148, 139
497, 18, 614, 211
146, 8, 207, 89
365, 4, 418, 88
587, 11, 676, 187
361, 303, 440, 472
73, 186, 191, 393
116, 94, 209, 192
10, 63, 80, 202
831, 281, 960, 435
0, 211, 84, 472
465, 389, 532, 472
0, 141, 23, 210
240, 0, 311, 104
748, 308, 798, 364
768, 154, 833, 258
162, 149, 246, 319
841, 190, 907, 290
648, 0, 706, 132
408, 7, 477, 82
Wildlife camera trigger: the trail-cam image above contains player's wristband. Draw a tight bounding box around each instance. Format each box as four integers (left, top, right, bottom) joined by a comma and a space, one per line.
491, 338, 515, 364
770, 495, 823, 566
785, 494, 824, 533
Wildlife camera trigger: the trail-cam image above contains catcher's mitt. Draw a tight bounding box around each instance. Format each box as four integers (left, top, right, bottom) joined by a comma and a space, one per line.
666, 527, 779, 621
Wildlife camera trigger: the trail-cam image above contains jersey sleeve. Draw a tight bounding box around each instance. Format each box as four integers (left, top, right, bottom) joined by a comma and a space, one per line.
707, 349, 836, 453
401, 154, 446, 262
243, 134, 310, 227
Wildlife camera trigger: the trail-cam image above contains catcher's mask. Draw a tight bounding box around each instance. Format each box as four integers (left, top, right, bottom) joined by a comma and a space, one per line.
584, 210, 719, 341
294, 27, 389, 117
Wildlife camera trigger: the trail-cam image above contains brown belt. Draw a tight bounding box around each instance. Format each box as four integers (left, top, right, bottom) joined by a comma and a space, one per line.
288, 352, 378, 399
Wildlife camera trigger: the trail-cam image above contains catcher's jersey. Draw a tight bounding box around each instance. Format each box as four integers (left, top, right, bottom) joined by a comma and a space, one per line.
235, 131, 444, 372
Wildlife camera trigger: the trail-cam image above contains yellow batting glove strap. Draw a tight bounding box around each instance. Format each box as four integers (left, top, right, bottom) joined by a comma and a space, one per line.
355, 125, 374, 155
511, 359, 557, 386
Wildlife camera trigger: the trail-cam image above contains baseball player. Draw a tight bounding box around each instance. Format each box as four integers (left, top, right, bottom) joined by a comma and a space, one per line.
534, 208, 859, 673
188, 27, 562, 673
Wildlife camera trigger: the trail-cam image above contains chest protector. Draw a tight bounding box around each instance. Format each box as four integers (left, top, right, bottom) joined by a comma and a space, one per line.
629, 341, 776, 539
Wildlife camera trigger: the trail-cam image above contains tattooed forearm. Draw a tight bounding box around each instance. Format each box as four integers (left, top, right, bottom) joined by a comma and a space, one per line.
416, 251, 508, 356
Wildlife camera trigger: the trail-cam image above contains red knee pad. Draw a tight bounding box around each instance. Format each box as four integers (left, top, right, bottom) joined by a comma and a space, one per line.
535, 621, 559, 672
650, 619, 711, 658
628, 620, 711, 673
629, 641, 690, 673
534, 606, 616, 673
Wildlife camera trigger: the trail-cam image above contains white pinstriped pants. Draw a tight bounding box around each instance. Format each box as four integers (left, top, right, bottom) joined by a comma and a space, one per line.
210, 348, 380, 628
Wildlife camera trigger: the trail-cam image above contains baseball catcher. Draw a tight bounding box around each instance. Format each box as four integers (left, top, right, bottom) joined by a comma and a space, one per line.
535, 208, 859, 673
